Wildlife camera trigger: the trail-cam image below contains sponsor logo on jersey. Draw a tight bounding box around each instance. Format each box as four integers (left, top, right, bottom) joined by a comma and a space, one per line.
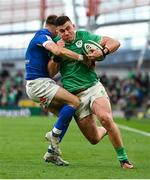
75, 40, 83, 48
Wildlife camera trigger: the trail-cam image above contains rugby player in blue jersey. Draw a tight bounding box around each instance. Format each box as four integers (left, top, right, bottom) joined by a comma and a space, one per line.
25, 15, 86, 166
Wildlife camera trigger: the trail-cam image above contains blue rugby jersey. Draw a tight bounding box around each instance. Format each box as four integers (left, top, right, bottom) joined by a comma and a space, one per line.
25, 28, 53, 80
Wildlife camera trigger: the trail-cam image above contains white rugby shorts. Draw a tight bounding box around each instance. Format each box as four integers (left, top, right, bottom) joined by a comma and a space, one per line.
75, 81, 108, 121
26, 78, 60, 107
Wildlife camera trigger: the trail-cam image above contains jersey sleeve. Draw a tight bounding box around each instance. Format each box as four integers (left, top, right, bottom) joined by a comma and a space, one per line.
83, 31, 102, 43
36, 34, 53, 47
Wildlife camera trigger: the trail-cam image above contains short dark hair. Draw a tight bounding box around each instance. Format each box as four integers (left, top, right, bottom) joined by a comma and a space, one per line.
55, 16, 71, 26
46, 15, 58, 25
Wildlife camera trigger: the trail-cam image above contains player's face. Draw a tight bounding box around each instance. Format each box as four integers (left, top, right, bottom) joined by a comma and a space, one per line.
56, 21, 75, 42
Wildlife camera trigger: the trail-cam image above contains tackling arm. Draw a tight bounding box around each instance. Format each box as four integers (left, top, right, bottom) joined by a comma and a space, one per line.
45, 41, 83, 61
47, 59, 60, 78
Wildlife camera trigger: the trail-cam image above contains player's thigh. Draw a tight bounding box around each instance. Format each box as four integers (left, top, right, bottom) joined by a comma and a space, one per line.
91, 97, 113, 118
48, 99, 64, 116
54, 86, 80, 108
26, 78, 59, 106
76, 114, 99, 139
26, 78, 79, 108
89, 82, 112, 117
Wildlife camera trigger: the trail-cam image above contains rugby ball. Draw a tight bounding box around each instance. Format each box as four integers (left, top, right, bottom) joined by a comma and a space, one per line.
82, 40, 104, 61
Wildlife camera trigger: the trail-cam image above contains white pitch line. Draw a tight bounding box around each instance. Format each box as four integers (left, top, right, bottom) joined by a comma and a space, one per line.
117, 124, 150, 137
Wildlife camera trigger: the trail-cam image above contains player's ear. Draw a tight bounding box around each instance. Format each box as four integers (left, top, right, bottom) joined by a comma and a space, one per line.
73, 24, 76, 29
56, 28, 59, 33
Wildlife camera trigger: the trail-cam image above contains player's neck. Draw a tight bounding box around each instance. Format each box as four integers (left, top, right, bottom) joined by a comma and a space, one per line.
45, 26, 57, 38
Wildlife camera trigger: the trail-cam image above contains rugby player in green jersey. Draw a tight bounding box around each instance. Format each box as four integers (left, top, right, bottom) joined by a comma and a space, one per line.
47, 16, 133, 169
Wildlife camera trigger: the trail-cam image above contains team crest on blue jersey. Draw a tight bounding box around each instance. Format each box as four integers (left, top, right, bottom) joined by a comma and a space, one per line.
75, 40, 83, 48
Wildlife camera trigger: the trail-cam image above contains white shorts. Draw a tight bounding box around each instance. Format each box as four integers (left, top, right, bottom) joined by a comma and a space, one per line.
26, 78, 60, 107
75, 82, 108, 120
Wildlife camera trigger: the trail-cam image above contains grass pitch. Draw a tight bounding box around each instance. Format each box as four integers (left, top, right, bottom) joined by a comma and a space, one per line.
0, 116, 150, 179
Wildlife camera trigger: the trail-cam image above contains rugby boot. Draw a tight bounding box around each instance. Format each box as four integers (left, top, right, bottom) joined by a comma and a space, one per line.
45, 131, 62, 156
43, 152, 69, 166
120, 160, 134, 169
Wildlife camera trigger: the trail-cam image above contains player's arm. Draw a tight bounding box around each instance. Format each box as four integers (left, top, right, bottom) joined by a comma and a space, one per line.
47, 57, 60, 78
37, 34, 84, 61
100, 36, 120, 54
88, 36, 120, 60
45, 41, 84, 61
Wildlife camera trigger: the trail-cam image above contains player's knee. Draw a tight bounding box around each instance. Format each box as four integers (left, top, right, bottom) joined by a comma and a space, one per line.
100, 113, 113, 129
89, 137, 100, 145
70, 98, 80, 109
92, 138, 100, 145
75, 99, 80, 108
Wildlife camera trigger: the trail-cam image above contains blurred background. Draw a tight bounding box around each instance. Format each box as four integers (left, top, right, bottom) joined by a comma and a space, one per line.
0, 0, 150, 119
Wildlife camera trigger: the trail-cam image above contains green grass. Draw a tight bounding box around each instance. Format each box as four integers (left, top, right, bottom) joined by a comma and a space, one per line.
115, 117, 150, 133
0, 116, 150, 179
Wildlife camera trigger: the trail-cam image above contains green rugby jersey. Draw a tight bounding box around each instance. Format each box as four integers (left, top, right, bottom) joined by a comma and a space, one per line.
58, 30, 102, 92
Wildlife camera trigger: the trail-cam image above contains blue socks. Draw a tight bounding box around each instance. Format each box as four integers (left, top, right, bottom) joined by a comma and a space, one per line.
59, 123, 70, 142
52, 105, 76, 140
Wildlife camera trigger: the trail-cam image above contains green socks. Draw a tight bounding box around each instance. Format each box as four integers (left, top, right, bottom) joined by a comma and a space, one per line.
115, 147, 128, 162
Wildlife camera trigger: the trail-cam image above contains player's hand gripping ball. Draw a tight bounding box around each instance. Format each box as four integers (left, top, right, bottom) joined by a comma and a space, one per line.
82, 40, 104, 61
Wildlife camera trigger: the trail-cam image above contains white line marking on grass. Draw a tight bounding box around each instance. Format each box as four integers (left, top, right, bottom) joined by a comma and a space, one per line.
118, 124, 150, 137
